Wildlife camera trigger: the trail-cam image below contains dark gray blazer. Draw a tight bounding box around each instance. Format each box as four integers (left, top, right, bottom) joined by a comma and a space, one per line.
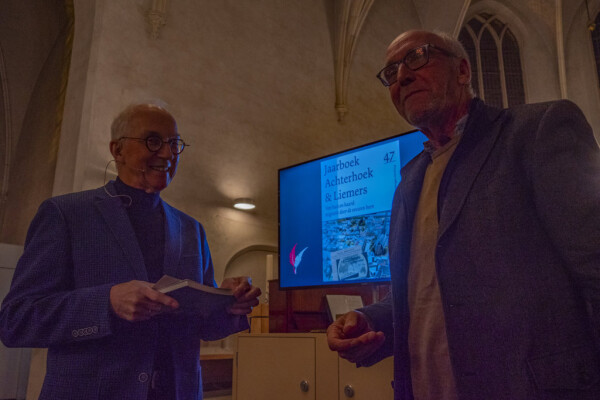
361, 99, 600, 400
0, 181, 247, 400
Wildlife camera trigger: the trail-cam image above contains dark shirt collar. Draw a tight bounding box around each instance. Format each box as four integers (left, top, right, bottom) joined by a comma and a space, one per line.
423, 113, 469, 155
114, 178, 161, 210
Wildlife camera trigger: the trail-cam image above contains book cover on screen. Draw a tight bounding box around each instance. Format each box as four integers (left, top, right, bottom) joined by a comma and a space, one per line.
278, 129, 427, 289
153, 275, 235, 316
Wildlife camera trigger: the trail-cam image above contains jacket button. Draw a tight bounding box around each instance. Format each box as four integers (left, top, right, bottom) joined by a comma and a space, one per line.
138, 372, 149, 383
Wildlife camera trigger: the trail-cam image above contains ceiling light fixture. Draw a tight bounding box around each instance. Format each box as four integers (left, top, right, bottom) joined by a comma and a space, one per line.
233, 198, 255, 210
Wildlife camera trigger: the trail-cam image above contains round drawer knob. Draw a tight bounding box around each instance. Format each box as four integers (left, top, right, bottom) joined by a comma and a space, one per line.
344, 384, 355, 398
300, 380, 310, 392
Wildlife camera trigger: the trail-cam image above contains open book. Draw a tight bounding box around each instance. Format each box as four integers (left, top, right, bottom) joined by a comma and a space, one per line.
153, 275, 236, 316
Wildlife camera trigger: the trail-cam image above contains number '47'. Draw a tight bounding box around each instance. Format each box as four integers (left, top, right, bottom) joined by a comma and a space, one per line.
384, 151, 395, 163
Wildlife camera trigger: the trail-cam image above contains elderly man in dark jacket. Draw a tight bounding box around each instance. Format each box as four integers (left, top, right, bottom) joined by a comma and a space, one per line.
0, 104, 261, 400
327, 30, 600, 400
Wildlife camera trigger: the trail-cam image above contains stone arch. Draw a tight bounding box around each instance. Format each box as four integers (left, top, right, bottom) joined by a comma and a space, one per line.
223, 244, 279, 303
0, 44, 10, 233
52, 0, 99, 196
0, 1, 74, 244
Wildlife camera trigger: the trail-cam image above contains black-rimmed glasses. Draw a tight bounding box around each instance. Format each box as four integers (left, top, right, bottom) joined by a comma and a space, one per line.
119, 135, 189, 155
376, 43, 457, 87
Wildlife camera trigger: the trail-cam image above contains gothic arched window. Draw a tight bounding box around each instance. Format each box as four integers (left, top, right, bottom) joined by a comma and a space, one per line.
459, 14, 525, 108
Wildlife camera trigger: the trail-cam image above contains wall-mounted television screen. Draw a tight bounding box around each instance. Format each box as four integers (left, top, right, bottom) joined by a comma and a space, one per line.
279, 129, 427, 289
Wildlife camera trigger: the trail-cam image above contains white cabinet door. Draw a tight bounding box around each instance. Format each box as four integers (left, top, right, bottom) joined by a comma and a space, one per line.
236, 335, 316, 400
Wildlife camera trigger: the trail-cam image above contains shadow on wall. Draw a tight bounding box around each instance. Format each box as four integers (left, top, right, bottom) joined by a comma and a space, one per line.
0, 1, 74, 245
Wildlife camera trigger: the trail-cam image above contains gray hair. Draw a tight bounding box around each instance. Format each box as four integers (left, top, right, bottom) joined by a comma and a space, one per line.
110, 103, 171, 141
389, 30, 474, 96
431, 30, 469, 63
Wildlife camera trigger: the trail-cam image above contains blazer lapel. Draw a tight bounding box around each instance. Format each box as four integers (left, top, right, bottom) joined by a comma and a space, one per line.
437, 99, 506, 239
400, 152, 430, 229
162, 202, 182, 277
95, 182, 148, 280
389, 152, 430, 274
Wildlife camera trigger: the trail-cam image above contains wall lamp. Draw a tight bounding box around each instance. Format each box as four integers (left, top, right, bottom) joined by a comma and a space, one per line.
233, 198, 255, 210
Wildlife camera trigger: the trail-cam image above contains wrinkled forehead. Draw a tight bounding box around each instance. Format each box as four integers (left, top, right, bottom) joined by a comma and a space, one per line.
385, 31, 440, 63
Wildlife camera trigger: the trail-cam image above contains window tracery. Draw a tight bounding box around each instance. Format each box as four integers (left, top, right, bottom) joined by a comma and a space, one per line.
460, 14, 525, 108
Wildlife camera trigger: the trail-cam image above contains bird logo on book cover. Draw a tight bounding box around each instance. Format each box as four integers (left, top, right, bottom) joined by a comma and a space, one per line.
289, 244, 308, 275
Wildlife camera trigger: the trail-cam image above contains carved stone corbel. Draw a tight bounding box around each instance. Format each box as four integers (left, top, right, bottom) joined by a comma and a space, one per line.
333, 0, 374, 122
147, 0, 168, 40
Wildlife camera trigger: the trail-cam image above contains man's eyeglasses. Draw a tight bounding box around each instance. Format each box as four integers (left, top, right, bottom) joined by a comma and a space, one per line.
376, 43, 457, 87
119, 135, 189, 155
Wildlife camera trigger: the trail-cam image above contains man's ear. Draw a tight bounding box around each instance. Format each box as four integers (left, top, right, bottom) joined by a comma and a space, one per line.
457, 58, 470, 85
109, 140, 122, 160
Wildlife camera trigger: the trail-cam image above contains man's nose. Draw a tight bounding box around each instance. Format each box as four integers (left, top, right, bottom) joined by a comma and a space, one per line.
397, 63, 415, 86
156, 141, 174, 158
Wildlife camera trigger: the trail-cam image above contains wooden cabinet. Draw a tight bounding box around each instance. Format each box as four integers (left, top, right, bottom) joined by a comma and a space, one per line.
234, 333, 337, 400
200, 353, 234, 396
338, 356, 394, 399
233, 333, 393, 400
268, 280, 390, 333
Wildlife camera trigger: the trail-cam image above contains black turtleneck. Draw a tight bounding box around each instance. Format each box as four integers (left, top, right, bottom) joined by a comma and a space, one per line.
114, 178, 165, 283
113, 178, 175, 398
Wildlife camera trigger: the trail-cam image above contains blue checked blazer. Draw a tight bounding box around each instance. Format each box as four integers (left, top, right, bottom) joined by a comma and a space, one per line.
359, 99, 600, 400
0, 181, 247, 400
